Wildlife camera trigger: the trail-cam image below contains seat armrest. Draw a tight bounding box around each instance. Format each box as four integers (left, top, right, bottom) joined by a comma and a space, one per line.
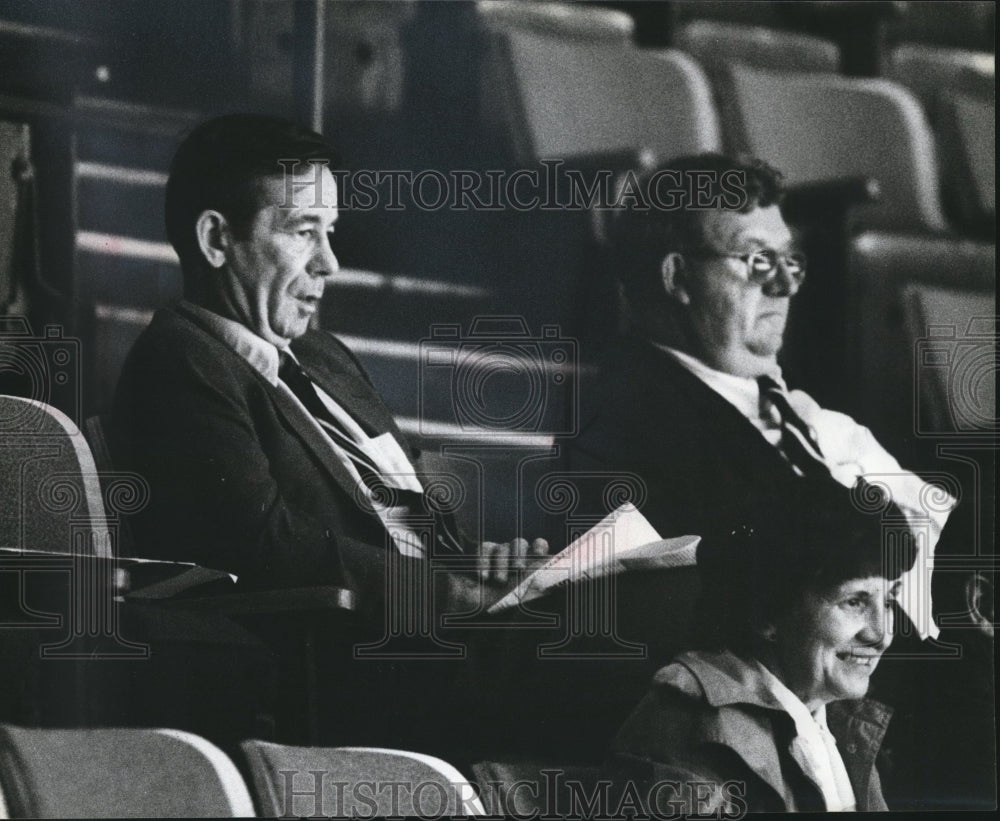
156, 586, 357, 616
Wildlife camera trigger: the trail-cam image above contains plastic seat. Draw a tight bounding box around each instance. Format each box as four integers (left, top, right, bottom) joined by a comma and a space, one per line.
887, 45, 994, 112
239, 741, 485, 818
0, 393, 110, 555
901, 282, 996, 435
717, 63, 946, 233
847, 232, 995, 453
887, 46, 994, 236
936, 91, 995, 238
477, 0, 721, 163
674, 20, 839, 74
0, 723, 255, 817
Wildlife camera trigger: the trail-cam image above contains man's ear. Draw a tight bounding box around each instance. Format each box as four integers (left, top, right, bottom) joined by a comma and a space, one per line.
195, 210, 231, 270
660, 252, 691, 305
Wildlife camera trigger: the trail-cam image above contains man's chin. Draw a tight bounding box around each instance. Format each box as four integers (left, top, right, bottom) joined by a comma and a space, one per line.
718, 349, 781, 379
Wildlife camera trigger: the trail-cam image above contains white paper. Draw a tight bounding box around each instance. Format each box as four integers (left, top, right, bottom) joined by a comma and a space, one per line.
488, 503, 699, 613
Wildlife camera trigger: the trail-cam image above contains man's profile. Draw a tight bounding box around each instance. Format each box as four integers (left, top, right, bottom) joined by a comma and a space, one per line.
111, 114, 543, 604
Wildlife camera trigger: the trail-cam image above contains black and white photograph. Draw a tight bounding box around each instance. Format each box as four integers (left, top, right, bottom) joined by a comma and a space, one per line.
0, 0, 995, 816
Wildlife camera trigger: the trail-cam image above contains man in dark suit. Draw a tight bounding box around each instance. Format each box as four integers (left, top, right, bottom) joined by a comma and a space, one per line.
112, 114, 543, 610
111, 114, 555, 752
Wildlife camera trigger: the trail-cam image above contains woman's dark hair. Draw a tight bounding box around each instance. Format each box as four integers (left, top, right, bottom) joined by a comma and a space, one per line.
165, 113, 340, 277
694, 481, 919, 655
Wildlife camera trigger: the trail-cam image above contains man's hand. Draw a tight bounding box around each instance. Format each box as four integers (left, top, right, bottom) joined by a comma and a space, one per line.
478, 537, 550, 585
439, 537, 551, 614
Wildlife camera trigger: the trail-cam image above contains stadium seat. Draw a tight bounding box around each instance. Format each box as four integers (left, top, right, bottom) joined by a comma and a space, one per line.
901, 282, 996, 435
887, 45, 994, 237
239, 741, 485, 817
936, 91, 995, 237
674, 20, 839, 74
847, 232, 995, 455
717, 64, 946, 233
0, 393, 110, 555
477, 0, 721, 163
887, 45, 994, 112
0, 724, 255, 817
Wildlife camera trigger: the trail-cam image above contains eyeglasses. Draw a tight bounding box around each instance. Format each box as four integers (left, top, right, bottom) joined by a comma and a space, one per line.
693, 249, 807, 286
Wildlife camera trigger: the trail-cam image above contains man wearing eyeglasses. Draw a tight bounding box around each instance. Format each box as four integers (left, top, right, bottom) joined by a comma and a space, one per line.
569, 154, 952, 627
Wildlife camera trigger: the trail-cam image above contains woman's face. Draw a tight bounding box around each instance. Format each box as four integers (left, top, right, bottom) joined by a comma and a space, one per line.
769, 576, 901, 711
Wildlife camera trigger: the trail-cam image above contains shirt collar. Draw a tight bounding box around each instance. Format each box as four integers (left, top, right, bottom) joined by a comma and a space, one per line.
179, 300, 283, 385
754, 658, 823, 729
650, 341, 787, 419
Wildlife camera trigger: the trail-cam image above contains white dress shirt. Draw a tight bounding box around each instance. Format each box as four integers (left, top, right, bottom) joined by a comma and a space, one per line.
654, 342, 956, 640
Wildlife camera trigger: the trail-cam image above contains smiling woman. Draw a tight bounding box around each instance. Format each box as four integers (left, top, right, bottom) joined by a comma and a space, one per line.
605, 487, 918, 814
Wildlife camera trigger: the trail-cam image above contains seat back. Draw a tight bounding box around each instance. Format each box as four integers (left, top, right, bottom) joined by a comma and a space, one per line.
718, 65, 947, 233
239, 741, 484, 817
887, 46, 994, 235
887, 45, 994, 112
478, 0, 721, 163
470, 759, 603, 817
0, 395, 110, 556
938, 92, 995, 235
0, 724, 255, 817
675, 20, 840, 74
903, 282, 996, 435
845, 232, 995, 451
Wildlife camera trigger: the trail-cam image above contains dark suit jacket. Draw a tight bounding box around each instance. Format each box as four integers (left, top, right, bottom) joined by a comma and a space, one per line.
111, 305, 419, 594
567, 335, 848, 545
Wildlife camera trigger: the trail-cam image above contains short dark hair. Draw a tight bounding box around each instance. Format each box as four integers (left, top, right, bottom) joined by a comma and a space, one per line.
613, 153, 784, 318
694, 482, 919, 656
165, 113, 339, 275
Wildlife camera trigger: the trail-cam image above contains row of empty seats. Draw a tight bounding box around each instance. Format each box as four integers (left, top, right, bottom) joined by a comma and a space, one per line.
0, 723, 500, 817
0, 721, 610, 818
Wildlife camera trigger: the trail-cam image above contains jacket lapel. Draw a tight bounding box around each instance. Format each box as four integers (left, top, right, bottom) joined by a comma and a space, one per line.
293, 333, 408, 444
642, 342, 793, 476
265, 379, 372, 504
171, 305, 371, 505
827, 699, 892, 811
677, 651, 826, 811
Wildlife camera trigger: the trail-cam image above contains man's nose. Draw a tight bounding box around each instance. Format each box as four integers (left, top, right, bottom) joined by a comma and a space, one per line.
762, 260, 802, 298
310, 235, 339, 278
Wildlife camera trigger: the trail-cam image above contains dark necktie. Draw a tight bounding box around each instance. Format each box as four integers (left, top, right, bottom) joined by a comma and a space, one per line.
277, 351, 463, 554
278, 351, 386, 488
758, 375, 831, 479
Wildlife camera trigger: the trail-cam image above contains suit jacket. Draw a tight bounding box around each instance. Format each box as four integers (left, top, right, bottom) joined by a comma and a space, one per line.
607, 649, 891, 813
568, 336, 850, 545
111, 305, 422, 594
